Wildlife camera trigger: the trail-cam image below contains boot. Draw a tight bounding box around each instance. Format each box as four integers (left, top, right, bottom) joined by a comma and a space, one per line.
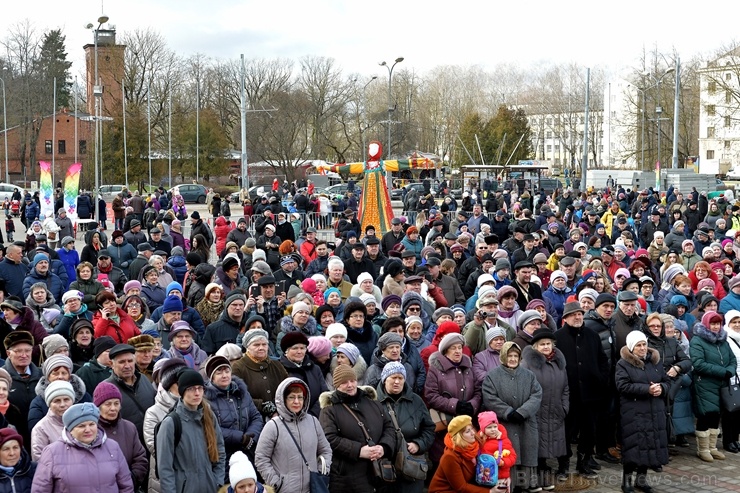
708, 429, 726, 459
555, 456, 569, 482
621, 471, 635, 493
695, 430, 714, 462
634, 472, 654, 493
576, 453, 598, 479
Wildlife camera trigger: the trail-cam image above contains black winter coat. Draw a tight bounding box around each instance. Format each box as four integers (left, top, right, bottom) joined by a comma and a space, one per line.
0, 448, 35, 493
202, 311, 244, 355
553, 323, 609, 403
204, 376, 264, 457
279, 354, 329, 418
584, 310, 617, 374
615, 346, 670, 468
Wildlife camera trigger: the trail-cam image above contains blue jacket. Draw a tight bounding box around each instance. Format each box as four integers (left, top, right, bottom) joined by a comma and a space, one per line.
167, 255, 187, 285
22, 263, 64, 302
0, 257, 29, 300
0, 448, 35, 493
56, 247, 80, 286
25, 201, 39, 222
150, 305, 206, 338
400, 237, 424, 263
543, 285, 572, 326
141, 282, 166, 312
720, 291, 740, 315
107, 241, 137, 270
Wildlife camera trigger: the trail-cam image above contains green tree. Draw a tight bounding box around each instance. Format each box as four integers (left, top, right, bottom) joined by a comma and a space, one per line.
483, 105, 532, 166
37, 29, 72, 109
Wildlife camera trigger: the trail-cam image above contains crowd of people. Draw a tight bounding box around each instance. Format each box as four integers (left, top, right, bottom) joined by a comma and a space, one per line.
0, 180, 737, 493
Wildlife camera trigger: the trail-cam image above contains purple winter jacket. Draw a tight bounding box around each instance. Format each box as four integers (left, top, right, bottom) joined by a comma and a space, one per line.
473, 348, 502, 385
424, 352, 481, 415
98, 417, 148, 488
31, 428, 134, 493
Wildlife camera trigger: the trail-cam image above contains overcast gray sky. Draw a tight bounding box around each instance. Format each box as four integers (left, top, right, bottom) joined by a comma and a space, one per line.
2, 0, 739, 77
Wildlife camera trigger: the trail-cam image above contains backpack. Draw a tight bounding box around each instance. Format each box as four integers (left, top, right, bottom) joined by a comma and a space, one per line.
153, 409, 182, 479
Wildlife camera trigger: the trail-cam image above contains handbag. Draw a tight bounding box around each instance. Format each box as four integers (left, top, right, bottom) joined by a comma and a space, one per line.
279, 418, 330, 493
386, 404, 429, 481
429, 408, 454, 433
720, 374, 740, 413
342, 404, 396, 483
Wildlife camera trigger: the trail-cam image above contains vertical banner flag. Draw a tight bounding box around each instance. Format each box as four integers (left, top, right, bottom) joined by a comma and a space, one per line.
38, 161, 55, 219
64, 163, 82, 221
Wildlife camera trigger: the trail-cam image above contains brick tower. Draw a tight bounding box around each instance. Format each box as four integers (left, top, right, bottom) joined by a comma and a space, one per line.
83, 27, 126, 117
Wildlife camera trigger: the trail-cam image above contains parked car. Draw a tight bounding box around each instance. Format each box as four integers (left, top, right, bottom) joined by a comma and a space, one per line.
325, 183, 362, 197
169, 184, 207, 203
0, 183, 21, 200
99, 185, 128, 202
535, 178, 563, 194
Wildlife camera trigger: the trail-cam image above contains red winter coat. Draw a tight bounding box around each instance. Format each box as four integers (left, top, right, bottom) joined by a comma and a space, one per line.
479, 424, 517, 479
689, 269, 726, 300
93, 308, 141, 343
214, 216, 234, 257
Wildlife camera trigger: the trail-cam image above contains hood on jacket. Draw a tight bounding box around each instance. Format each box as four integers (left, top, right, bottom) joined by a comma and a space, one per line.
35, 373, 87, 401
280, 314, 318, 336
619, 345, 660, 369
194, 263, 217, 285
692, 322, 728, 344
275, 376, 310, 421
318, 385, 377, 409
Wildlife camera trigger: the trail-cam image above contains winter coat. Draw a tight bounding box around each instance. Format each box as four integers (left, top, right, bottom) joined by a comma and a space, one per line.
279, 354, 328, 418
428, 441, 491, 493
364, 349, 418, 395
32, 428, 134, 493
344, 321, 379, 367
542, 285, 571, 326
583, 310, 617, 374
56, 247, 79, 286
554, 323, 610, 404
98, 416, 148, 489
255, 377, 333, 493
31, 411, 65, 461
143, 388, 179, 493
325, 355, 368, 390
376, 381, 435, 455
104, 371, 157, 444
0, 257, 29, 300
214, 217, 233, 256
156, 400, 226, 493
92, 308, 141, 344
0, 447, 35, 493
472, 347, 501, 385
69, 278, 104, 312
167, 254, 188, 285
690, 323, 737, 415
615, 346, 670, 468
481, 362, 542, 468
645, 329, 692, 384
318, 386, 396, 493
163, 342, 209, 370
22, 268, 64, 307
74, 360, 112, 397
671, 374, 695, 435
520, 346, 569, 459
140, 282, 166, 312
231, 355, 289, 415
425, 353, 481, 416
202, 311, 244, 355
28, 374, 91, 432
189, 219, 213, 247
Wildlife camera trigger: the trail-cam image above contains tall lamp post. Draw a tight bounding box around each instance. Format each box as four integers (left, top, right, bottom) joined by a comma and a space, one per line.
380, 57, 403, 189
0, 77, 8, 183
86, 13, 109, 225
644, 68, 674, 168
671, 57, 681, 169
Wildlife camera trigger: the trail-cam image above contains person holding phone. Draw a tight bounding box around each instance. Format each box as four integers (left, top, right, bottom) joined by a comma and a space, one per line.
246, 276, 286, 346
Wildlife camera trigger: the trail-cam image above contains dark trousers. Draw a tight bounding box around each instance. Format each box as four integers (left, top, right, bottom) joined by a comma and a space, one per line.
722, 409, 740, 447
595, 392, 618, 453
565, 399, 597, 456
696, 411, 721, 431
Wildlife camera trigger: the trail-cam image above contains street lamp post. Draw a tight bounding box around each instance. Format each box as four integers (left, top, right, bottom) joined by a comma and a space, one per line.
86, 13, 109, 225
0, 77, 8, 183
672, 57, 681, 169
379, 57, 403, 189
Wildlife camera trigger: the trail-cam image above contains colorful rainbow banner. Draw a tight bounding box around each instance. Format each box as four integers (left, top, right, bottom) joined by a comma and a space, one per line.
38, 161, 55, 219
63, 163, 82, 220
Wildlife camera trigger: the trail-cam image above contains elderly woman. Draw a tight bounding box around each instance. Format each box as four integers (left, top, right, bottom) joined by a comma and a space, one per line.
196, 283, 224, 328
147, 255, 174, 288
723, 310, 740, 454
482, 342, 543, 492
122, 295, 156, 333
278, 332, 328, 417
326, 342, 367, 390
164, 321, 208, 370
0, 428, 35, 493
364, 332, 419, 394
473, 327, 506, 385
33, 403, 134, 492
690, 311, 737, 462
615, 331, 670, 493
276, 301, 320, 355
255, 378, 332, 493
351, 272, 383, 305
428, 415, 492, 493
203, 355, 263, 481
343, 300, 379, 366
521, 329, 569, 490
318, 363, 396, 493
376, 361, 435, 493
93, 382, 148, 489
424, 332, 481, 464
25, 283, 62, 333
140, 265, 167, 312
92, 290, 141, 343
31, 380, 75, 461
232, 329, 289, 421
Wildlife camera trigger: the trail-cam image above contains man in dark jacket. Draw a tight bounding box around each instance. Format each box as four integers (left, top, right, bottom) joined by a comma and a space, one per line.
554, 302, 609, 479
610, 290, 646, 350
512, 261, 542, 312
128, 243, 154, 281
428, 257, 465, 307
381, 218, 405, 255
274, 212, 295, 243
364, 237, 387, 274
639, 210, 669, 248
202, 292, 247, 355
226, 218, 252, 246
75, 335, 115, 394
93, 252, 129, 296
272, 255, 305, 289
0, 244, 29, 300
105, 344, 157, 444
4, 331, 42, 450
123, 220, 147, 249
343, 243, 376, 285
22, 253, 64, 302
189, 211, 213, 247
337, 209, 361, 237
490, 211, 510, 244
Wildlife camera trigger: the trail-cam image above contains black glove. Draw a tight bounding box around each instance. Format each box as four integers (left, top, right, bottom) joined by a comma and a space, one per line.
455, 401, 475, 416
261, 401, 277, 417
242, 433, 255, 452
508, 411, 525, 423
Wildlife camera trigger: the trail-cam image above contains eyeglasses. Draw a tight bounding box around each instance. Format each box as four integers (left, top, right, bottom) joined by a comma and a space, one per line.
286, 395, 305, 401
127, 302, 141, 308
406, 307, 421, 313
647, 324, 662, 328
349, 314, 365, 320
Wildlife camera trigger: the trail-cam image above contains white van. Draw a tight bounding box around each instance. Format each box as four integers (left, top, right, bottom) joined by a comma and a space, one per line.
99, 185, 127, 202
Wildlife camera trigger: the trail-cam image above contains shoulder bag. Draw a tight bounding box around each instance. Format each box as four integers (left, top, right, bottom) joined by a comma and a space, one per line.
720, 338, 740, 413
386, 403, 428, 481
279, 418, 330, 493
342, 404, 396, 483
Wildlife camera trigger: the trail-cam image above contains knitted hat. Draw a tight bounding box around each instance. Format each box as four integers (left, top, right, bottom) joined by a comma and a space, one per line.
615, 268, 631, 279
497, 285, 517, 301
381, 295, 402, 312
291, 301, 311, 317
405, 316, 423, 330
377, 332, 403, 351
123, 280, 142, 294
595, 293, 617, 308
662, 264, 686, 286
128, 334, 156, 352
229, 451, 257, 488
681, 239, 694, 249
63, 402, 100, 431
155, 358, 188, 390
517, 310, 541, 329
323, 287, 341, 302
178, 369, 205, 395
251, 249, 266, 263
41, 334, 69, 359
93, 381, 122, 407
205, 355, 231, 381
0, 369, 11, 391
448, 415, 472, 436
549, 270, 567, 284
478, 411, 499, 431
401, 291, 423, 312
332, 364, 357, 388
242, 328, 269, 349
526, 299, 545, 311
162, 295, 184, 314
307, 336, 332, 359
168, 320, 196, 341
42, 354, 73, 377
432, 307, 455, 323
0, 428, 23, 449
439, 333, 465, 355
701, 310, 723, 327
225, 291, 248, 310
381, 361, 406, 383
359, 293, 376, 307
698, 278, 716, 291
336, 342, 360, 365
325, 323, 348, 340
216, 343, 244, 361
61, 290, 83, 303
579, 288, 599, 302
485, 327, 507, 346
626, 330, 648, 352
357, 272, 374, 285
280, 331, 309, 353
45, 380, 75, 406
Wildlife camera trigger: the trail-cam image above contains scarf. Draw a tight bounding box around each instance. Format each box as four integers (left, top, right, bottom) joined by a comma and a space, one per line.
444, 432, 479, 463
98, 262, 112, 274
176, 346, 196, 368
545, 350, 558, 362
0, 400, 9, 415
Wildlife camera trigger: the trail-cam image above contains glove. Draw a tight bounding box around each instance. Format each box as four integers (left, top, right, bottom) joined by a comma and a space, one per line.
242, 433, 255, 452
508, 411, 525, 423
261, 401, 277, 417
455, 401, 475, 416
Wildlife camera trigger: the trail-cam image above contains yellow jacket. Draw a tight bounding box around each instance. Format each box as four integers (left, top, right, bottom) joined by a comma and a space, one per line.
601, 209, 618, 238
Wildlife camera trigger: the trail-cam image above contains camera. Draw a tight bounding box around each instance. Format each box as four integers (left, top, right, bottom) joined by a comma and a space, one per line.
478, 311, 490, 319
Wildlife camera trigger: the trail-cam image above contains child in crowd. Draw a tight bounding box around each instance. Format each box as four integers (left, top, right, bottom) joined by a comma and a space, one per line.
478, 411, 517, 492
